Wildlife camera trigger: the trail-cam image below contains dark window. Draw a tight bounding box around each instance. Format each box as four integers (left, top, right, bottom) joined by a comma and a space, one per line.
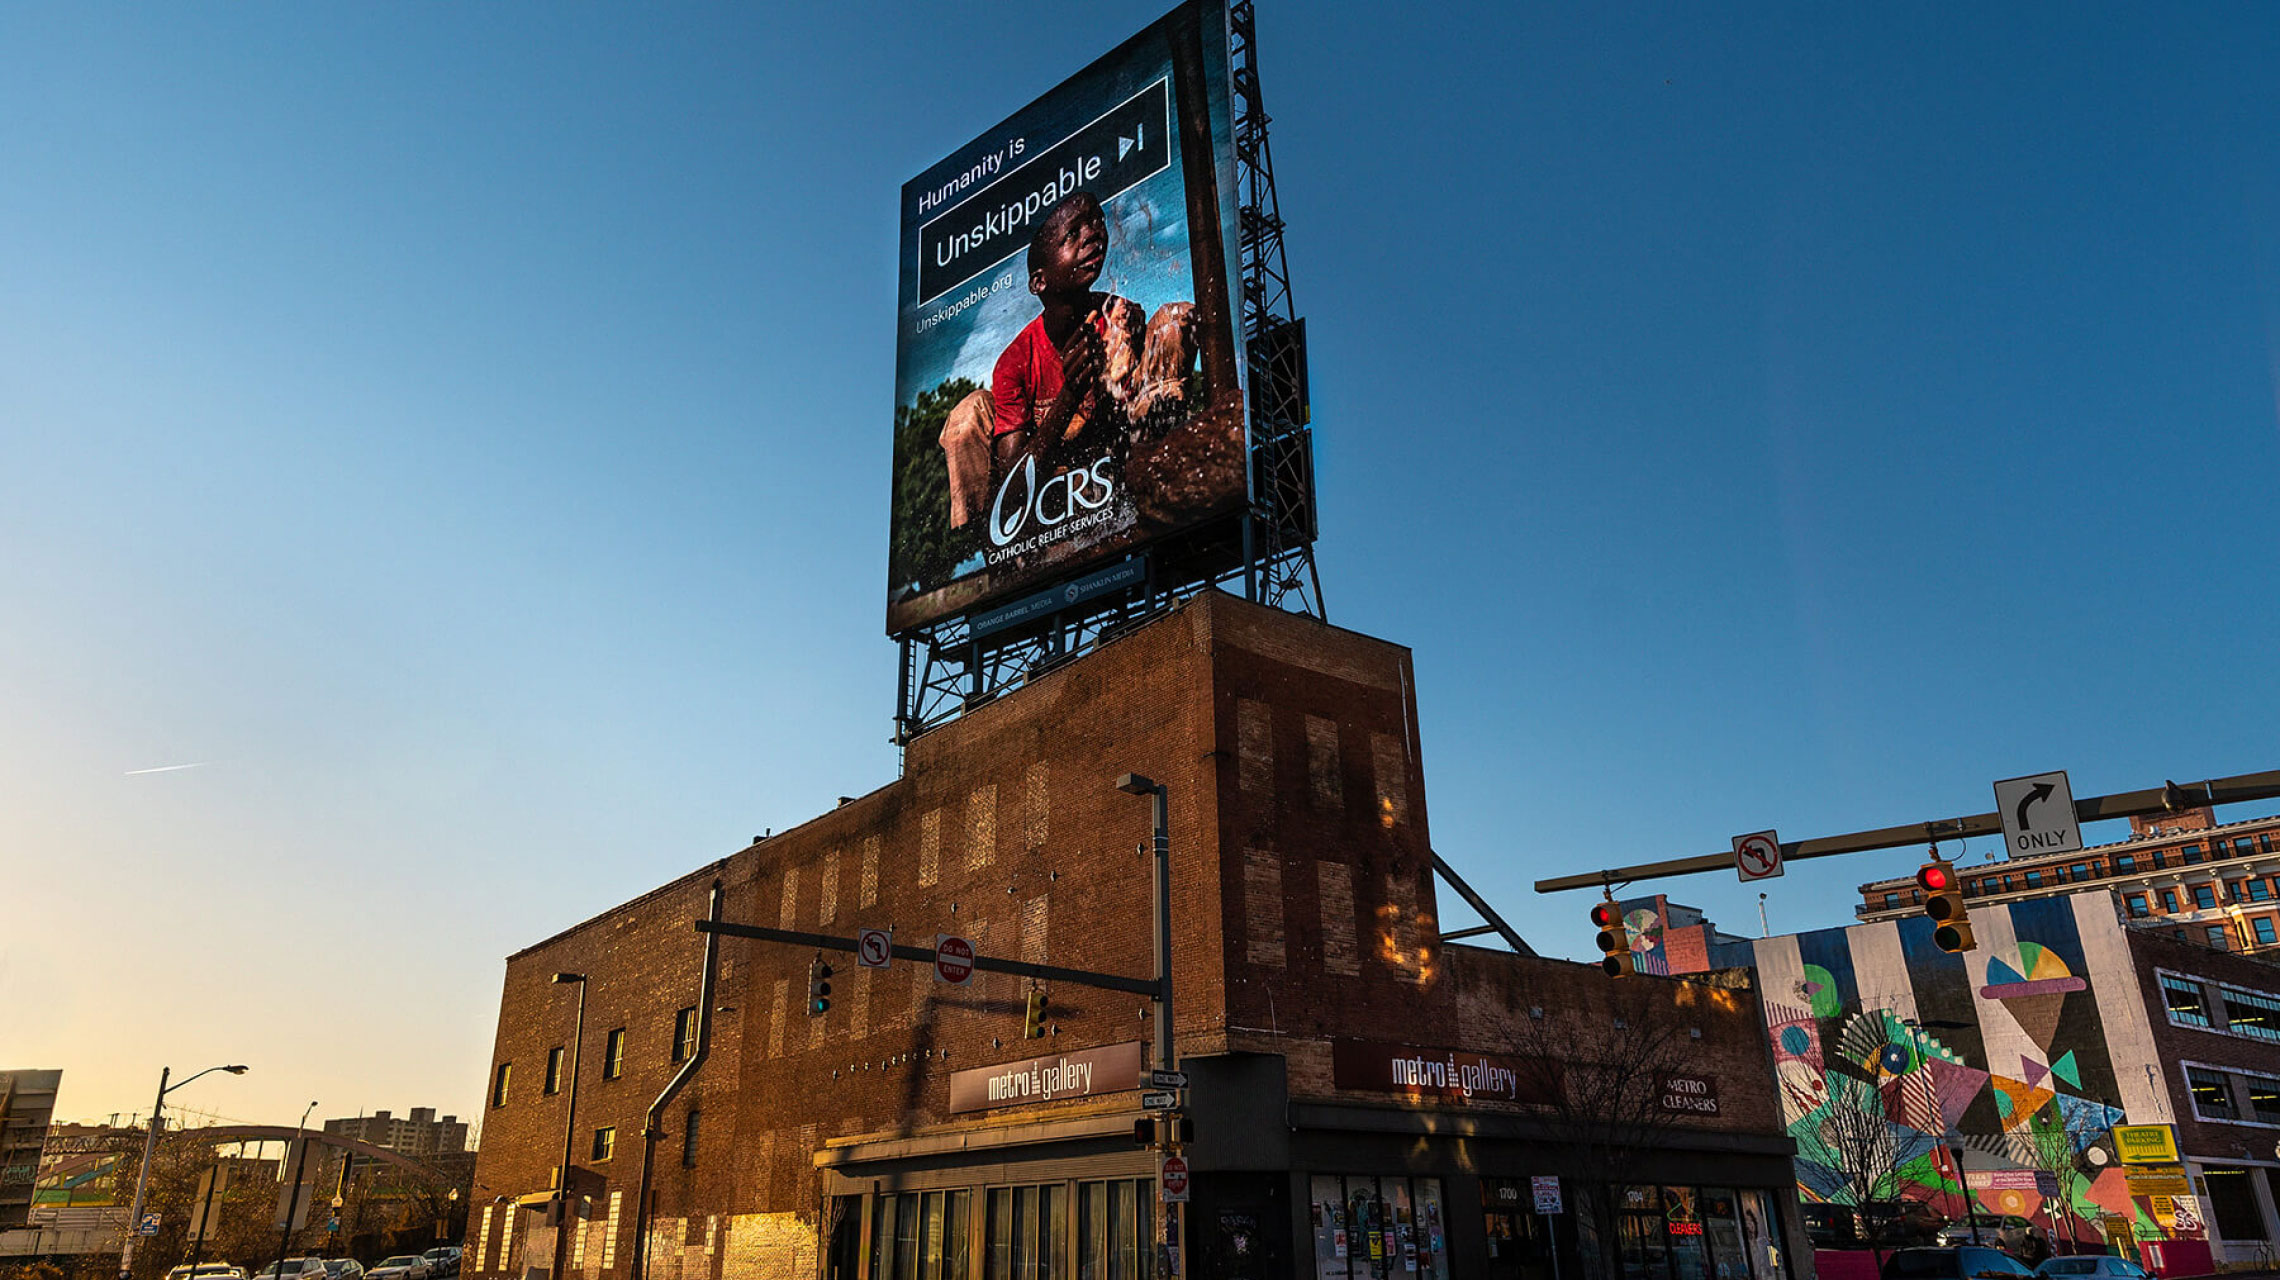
2161, 889, 2181, 912
2206, 925, 2231, 950
2200, 1167, 2267, 1241
981, 1184, 1062, 1280
2221, 986, 2280, 1042
2188, 1067, 2234, 1118
2163, 975, 2210, 1027
2235, 838, 2255, 857
2149, 850, 2166, 869
1980, 878, 2000, 895
2183, 846, 2204, 864
2248, 880, 2273, 903
2226, 880, 2246, 902
2115, 854, 2138, 873
2125, 894, 2150, 918
2193, 884, 2218, 910
876, 1189, 976, 1280
1884, 893, 1901, 909
2025, 871, 2044, 888
1077, 1178, 1156, 1280
2071, 863, 2091, 881
2002, 876, 2016, 892
604, 1028, 626, 1080
2256, 918, 2278, 946
2261, 835, 2273, 852
545, 1046, 565, 1095
492, 1063, 512, 1108
673, 1007, 699, 1063
2246, 1075, 2280, 1124
682, 1109, 699, 1169
591, 1126, 615, 1161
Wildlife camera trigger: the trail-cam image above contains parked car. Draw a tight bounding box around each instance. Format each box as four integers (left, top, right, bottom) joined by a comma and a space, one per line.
1883, 1246, 2037, 1280
252, 1260, 332, 1280
365, 1256, 432, 1280
420, 1249, 457, 1277
322, 1260, 367, 1280
1803, 1202, 1866, 1249
1861, 1200, 1948, 1246
2037, 1257, 2148, 1280
168, 1265, 245, 1280
1937, 1215, 2048, 1261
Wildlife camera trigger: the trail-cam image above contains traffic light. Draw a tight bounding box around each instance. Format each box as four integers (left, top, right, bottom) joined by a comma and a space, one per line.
1132, 1115, 1195, 1147
1592, 899, 1634, 977
1917, 858, 1975, 953
1023, 988, 1048, 1039
807, 957, 832, 1016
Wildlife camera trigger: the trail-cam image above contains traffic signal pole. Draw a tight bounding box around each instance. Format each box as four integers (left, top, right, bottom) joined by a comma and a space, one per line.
1533, 769, 2280, 894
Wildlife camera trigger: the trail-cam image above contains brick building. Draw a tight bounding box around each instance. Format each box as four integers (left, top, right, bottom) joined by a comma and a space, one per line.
466, 594, 1802, 1280
1853, 808, 2280, 957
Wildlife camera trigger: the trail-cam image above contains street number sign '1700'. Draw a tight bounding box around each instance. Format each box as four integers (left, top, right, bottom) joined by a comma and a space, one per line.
1733, 831, 1783, 882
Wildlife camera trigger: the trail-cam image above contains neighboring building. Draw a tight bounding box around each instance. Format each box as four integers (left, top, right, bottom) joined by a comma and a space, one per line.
1853, 808, 2280, 957
1635, 891, 2280, 1266
467, 594, 1804, 1280
0, 1122, 139, 1262
0, 1070, 62, 1230
323, 1107, 470, 1159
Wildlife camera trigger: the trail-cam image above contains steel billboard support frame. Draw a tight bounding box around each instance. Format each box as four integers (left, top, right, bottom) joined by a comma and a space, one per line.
890, 0, 1320, 745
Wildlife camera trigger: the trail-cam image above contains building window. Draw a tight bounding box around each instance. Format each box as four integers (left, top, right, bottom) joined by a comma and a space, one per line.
2183, 846, 2204, 864
545, 1046, 565, 1095
2070, 862, 2091, 881
2161, 889, 2181, 913
2247, 1074, 2280, 1125
1078, 1179, 1157, 1280
1883, 892, 1900, 909
2026, 871, 2044, 888
2235, 838, 2256, 857
2162, 974, 2211, 1028
2125, 894, 2150, 918
492, 1063, 512, 1108
591, 1126, 616, 1161
673, 1007, 699, 1063
2226, 880, 2246, 902
2256, 918, 2278, 947
2187, 1067, 2235, 1119
2148, 850, 2166, 869
2248, 880, 2272, 903
2202, 1167, 2270, 1242
682, 1108, 700, 1169
2261, 835, 2273, 852
2206, 925, 2231, 950
2193, 884, 2219, 910
604, 1028, 627, 1080
875, 1189, 974, 1280
2220, 986, 2280, 1042
2116, 854, 2138, 873
1980, 878, 2000, 895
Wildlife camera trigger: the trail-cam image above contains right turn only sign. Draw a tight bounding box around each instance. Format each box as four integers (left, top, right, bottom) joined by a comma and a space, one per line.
1993, 770, 2082, 857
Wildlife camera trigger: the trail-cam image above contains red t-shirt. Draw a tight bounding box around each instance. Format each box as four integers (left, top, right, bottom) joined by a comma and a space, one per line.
991, 308, 1111, 438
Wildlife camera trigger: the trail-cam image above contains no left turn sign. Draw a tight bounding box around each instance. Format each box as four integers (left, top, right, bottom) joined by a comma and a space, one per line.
1733, 831, 1784, 882
856, 928, 892, 970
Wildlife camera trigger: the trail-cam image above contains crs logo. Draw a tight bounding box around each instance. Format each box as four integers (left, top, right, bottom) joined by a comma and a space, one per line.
989, 454, 1116, 547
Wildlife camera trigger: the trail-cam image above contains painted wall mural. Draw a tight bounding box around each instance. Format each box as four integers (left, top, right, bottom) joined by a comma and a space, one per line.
1640, 895, 2159, 1244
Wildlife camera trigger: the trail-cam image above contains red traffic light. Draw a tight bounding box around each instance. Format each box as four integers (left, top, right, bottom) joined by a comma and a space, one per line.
1590, 902, 1622, 929
1916, 863, 1952, 892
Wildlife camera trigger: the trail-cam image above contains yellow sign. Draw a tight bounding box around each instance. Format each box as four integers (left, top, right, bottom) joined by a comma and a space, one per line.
2126, 1173, 2190, 1196
2113, 1123, 2180, 1165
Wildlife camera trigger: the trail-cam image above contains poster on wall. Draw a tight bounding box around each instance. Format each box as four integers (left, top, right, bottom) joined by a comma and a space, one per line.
885, 0, 1248, 634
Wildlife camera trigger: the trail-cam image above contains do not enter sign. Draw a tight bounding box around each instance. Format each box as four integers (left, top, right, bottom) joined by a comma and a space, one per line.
934, 934, 975, 985
1160, 1155, 1190, 1203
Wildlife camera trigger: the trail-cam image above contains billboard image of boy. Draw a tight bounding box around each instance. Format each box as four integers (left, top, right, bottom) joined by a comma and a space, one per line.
888, 0, 1246, 634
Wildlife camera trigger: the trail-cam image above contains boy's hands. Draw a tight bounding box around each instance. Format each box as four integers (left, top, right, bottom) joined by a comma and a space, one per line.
1056, 312, 1104, 399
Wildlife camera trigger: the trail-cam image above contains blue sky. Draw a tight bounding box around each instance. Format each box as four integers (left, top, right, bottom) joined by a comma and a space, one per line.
4, 2, 2275, 1130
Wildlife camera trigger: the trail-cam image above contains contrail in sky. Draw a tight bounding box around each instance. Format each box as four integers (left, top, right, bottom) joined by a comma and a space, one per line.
123, 762, 211, 776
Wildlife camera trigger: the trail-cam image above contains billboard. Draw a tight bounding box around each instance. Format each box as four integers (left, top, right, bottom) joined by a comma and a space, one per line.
886, 0, 1248, 634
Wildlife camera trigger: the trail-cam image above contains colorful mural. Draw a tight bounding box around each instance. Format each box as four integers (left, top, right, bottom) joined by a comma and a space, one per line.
1638, 895, 2161, 1246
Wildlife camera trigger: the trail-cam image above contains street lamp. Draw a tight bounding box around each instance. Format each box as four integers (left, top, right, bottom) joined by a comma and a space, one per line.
1114, 773, 1179, 1280
550, 973, 589, 1280
119, 1064, 249, 1280
273, 1101, 319, 1275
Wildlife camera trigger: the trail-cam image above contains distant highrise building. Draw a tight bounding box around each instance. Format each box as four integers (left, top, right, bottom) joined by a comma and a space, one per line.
321, 1107, 468, 1158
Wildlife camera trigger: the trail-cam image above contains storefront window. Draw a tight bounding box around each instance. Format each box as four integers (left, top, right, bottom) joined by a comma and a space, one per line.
1076, 1179, 1152, 1280
986, 1184, 1065, 1280
1697, 1190, 1751, 1280
1305, 1174, 1450, 1280
873, 1190, 973, 1280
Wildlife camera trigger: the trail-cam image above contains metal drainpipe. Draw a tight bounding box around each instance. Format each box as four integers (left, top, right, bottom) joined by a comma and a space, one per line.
629, 877, 723, 1280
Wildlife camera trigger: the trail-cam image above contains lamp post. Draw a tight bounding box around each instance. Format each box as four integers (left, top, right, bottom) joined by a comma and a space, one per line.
550, 973, 589, 1280
118, 1064, 249, 1280
272, 1101, 319, 1276
1115, 773, 1178, 1280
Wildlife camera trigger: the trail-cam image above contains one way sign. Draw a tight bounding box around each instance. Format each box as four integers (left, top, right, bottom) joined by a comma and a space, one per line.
1993, 770, 2082, 857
